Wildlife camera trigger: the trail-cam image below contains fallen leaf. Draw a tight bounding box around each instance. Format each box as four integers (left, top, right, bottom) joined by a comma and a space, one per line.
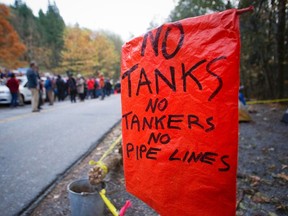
250, 175, 261, 186
276, 203, 288, 211
239, 202, 247, 210
277, 172, 288, 181
243, 188, 255, 195
252, 192, 270, 203
268, 212, 277, 216
261, 179, 272, 185
268, 165, 276, 171
250, 175, 261, 181
53, 194, 60, 199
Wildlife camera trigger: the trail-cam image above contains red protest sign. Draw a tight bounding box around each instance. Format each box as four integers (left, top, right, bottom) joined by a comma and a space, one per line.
121, 9, 240, 216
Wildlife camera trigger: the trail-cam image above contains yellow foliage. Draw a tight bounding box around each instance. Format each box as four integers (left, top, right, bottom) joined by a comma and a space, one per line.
60, 25, 119, 78
60, 26, 97, 75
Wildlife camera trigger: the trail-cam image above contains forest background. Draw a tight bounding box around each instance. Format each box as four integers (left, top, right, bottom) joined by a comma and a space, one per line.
0, 0, 287, 99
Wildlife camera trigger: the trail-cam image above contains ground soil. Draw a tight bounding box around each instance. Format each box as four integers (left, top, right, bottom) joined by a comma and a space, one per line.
27, 103, 287, 216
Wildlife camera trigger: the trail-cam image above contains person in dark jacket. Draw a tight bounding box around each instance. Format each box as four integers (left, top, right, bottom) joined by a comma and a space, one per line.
26, 61, 39, 112
67, 74, 77, 103
56, 75, 66, 101
104, 79, 112, 96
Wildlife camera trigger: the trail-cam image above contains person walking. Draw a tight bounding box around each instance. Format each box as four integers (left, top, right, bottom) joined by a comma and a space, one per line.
44, 75, 54, 105
93, 78, 99, 98
67, 74, 77, 103
56, 75, 66, 101
76, 74, 85, 101
26, 61, 40, 112
86, 76, 95, 99
6, 73, 19, 107
104, 78, 112, 96
35, 66, 44, 110
17, 90, 24, 106
99, 73, 105, 100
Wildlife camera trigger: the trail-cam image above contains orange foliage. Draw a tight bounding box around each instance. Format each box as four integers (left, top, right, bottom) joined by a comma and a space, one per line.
0, 4, 26, 68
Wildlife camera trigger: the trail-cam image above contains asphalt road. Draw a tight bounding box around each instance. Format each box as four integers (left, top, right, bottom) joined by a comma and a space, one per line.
0, 94, 121, 216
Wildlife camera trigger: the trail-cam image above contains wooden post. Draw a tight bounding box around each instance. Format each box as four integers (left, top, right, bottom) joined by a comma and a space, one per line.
88, 146, 122, 185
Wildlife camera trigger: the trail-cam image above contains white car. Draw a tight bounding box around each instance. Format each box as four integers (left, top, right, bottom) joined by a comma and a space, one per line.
0, 81, 9, 104
0, 76, 45, 104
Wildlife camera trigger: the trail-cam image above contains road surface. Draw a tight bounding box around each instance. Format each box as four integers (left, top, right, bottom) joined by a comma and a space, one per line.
0, 94, 121, 216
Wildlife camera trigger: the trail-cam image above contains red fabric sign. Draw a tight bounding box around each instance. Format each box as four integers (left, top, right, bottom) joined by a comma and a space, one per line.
121, 9, 240, 216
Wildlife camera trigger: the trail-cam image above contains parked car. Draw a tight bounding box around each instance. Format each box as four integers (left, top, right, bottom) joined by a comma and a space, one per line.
0, 76, 46, 104
0, 80, 11, 104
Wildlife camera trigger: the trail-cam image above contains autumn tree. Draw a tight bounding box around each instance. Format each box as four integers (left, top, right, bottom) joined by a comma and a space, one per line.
7, 1, 65, 70
4, 0, 122, 80
0, 4, 26, 68
60, 25, 97, 75
98, 31, 123, 81
9, 1, 45, 66
92, 32, 119, 79
60, 26, 120, 79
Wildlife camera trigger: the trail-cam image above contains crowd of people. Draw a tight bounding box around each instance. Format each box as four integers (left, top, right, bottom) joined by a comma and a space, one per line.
61, 71, 114, 103
1, 61, 120, 112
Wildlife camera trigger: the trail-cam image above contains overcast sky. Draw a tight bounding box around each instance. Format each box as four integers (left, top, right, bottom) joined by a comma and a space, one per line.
2, 0, 178, 41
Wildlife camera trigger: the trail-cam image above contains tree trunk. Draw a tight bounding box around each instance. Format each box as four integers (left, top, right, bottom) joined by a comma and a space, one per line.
277, 0, 286, 98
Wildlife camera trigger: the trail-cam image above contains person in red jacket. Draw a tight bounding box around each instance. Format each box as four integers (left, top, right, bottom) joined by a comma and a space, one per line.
86, 76, 95, 99
6, 73, 19, 107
